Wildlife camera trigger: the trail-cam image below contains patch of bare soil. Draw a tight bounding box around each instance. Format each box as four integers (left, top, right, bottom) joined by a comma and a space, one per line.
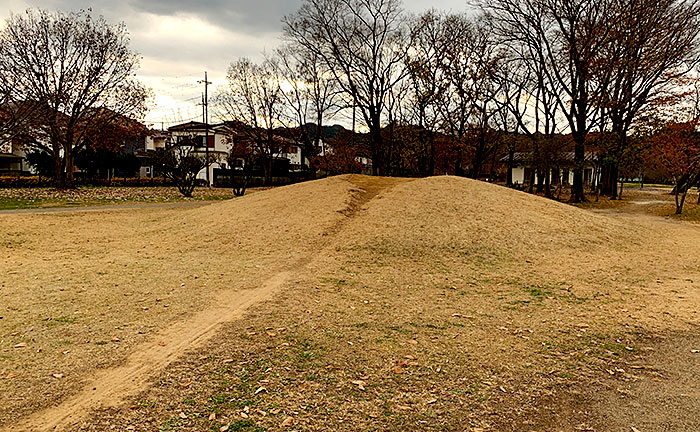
586, 186, 700, 222
0, 176, 401, 430
588, 330, 700, 432
2, 176, 699, 432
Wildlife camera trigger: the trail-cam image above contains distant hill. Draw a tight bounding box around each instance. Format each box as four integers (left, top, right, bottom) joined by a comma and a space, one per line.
304, 123, 351, 141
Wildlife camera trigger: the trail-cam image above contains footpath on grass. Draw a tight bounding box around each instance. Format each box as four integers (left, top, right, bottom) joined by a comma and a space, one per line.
2, 176, 408, 432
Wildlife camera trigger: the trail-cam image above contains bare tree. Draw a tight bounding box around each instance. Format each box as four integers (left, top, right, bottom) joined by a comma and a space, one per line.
595, 0, 700, 199
149, 140, 216, 198
433, 14, 475, 176
283, 0, 409, 175
481, 0, 614, 202
433, 14, 504, 179
275, 45, 339, 169
496, 40, 564, 196
401, 10, 452, 176
218, 58, 286, 185
0, 9, 150, 188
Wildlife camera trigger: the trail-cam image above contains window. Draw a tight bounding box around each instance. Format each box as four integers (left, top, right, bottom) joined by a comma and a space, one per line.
191, 136, 214, 148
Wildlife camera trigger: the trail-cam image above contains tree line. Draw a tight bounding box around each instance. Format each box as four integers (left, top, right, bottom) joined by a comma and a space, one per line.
216, 0, 699, 202
1, 2, 700, 205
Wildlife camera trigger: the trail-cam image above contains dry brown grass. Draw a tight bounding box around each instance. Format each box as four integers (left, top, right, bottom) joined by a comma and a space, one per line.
0, 177, 355, 426
1, 176, 699, 432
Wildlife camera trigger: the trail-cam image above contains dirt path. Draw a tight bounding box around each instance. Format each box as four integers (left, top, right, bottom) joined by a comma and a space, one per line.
589, 331, 700, 432
4, 176, 409, 432
582, 194, 700, 431
6, 272, 291, 432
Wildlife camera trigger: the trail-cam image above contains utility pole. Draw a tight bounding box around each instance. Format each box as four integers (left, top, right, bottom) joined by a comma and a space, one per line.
199, 71, 212, 186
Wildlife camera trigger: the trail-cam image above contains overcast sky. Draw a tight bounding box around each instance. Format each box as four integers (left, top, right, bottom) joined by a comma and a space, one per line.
0, 0, 471, 127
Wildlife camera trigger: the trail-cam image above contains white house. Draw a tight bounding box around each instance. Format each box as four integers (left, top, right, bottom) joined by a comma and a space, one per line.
164, 121, 233, 184
506, 151, 599, 188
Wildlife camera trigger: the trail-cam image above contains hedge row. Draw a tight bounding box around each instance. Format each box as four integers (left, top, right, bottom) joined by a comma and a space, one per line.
0, 176, 175, 188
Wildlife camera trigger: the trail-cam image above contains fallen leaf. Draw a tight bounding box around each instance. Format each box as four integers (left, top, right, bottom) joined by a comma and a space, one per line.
178, 412, 187, 419
52, 373, 64, 379
208, 413, 216, 421
280, 416, 295, 427
631, 427, 641, 432
392, 366, 405, 374
219, 426, 229, 432
271, 408, 281, 415
408, 339, 418, 345
397, 405, 412, 411
426, 398, 437, 404
351, 380, 366, 391
240, 412, 249, 419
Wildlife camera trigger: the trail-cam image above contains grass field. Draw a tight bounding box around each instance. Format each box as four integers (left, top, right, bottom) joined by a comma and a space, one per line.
0, 186, 243, 210
1, 175, 698, 432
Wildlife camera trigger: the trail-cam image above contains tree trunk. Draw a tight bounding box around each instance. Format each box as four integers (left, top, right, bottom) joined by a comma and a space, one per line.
470, 131, 487, 179
544, 166, 552, 198
264, 157, 273, 186
64, 144, 75, 188
570, 139, 586, 203
369, 114, 383, 176
536, 169, 544, 193
675, 187, 688, 214
619, 179, 624, 200
609, 164, 619, 200
53, 146, 64, 188
506, 149, 514, 186
428, 132, 435, 176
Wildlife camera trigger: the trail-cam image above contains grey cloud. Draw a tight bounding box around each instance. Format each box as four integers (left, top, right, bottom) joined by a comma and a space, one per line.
128, 0, 301, 34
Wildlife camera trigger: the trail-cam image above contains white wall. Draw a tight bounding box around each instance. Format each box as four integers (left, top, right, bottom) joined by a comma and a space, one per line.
511, 167, 525, 185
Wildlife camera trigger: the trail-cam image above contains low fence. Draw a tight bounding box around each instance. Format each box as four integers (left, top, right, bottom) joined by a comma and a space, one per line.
212, 169, 321, 188
0, 176, 175, 188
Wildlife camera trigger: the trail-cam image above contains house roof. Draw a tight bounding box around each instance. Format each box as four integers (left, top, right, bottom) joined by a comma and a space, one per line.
0, 153, 22, 160
168, 121, 212, 132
